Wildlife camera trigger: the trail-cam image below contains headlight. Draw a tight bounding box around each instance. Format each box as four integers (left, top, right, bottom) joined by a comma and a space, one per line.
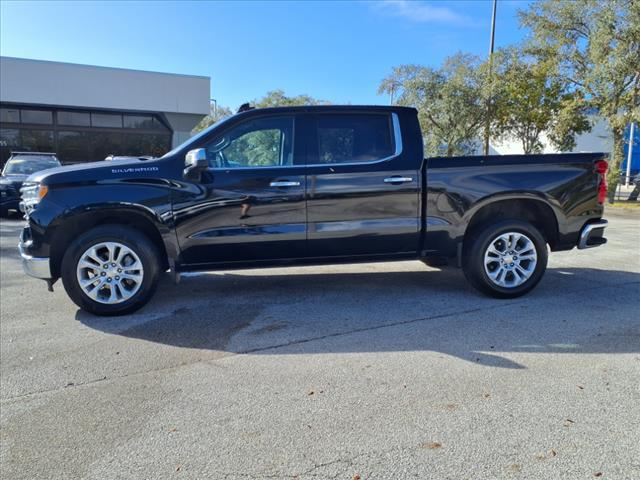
20, 182, 48, 208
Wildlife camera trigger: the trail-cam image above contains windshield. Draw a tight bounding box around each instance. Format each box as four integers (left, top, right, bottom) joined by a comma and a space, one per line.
2, 156, 61, 175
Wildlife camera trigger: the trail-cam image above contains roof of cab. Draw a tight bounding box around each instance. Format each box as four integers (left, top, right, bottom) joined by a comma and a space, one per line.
233, 105, 418, 116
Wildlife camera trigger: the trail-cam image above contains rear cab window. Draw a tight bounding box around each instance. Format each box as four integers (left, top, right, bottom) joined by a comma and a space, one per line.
309, 114, 396, 165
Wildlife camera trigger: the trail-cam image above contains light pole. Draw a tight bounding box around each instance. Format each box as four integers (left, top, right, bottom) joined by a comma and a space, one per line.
625, 122, 635, 186
210, 98, 218, 118
483, 0, 497, 156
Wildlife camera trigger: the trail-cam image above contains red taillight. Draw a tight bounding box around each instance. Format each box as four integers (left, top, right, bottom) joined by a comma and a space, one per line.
595, 160, 608, 175
595, 159, 608, 204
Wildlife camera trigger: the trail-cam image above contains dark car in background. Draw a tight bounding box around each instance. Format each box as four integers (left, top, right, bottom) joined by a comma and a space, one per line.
0, 152, 61, 217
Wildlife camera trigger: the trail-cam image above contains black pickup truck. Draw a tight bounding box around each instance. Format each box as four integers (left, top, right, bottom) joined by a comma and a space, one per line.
18, 106, 609, 315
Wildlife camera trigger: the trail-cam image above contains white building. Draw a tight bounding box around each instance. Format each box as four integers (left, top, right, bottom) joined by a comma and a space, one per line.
0, 56, 210, 165
486, 116, 612, 155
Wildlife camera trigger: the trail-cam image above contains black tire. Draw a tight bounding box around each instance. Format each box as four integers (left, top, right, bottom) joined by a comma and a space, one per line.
462, 219, 548, 299
61, 225, 161, 316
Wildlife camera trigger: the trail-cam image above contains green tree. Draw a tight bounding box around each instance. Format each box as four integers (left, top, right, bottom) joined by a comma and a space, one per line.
519, 0, 640, 199
192, 104, 233, 134
253, 89, 330, 108
379, 53, 487, 156
490, 47, 591, 154
193, 90, 329, 134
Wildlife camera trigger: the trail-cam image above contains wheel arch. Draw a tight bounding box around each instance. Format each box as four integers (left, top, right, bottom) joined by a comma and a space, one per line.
49, 206, 171, 278
463, 195, 561, 250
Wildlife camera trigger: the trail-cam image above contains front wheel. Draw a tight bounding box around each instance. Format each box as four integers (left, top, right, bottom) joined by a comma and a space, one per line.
463, 220, 548, 299
61, 225, 161, 315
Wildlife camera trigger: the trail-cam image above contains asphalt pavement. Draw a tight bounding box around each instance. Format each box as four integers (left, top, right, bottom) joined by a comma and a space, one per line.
1, 209, 639, 479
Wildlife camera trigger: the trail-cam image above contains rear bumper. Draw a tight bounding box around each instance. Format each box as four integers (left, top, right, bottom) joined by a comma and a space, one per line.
577, 219, 608, 249
19, 237, 52, 279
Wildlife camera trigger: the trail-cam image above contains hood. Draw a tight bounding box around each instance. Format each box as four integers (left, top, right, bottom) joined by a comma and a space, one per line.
0, 174, 29, 188
26, 158, 159, 185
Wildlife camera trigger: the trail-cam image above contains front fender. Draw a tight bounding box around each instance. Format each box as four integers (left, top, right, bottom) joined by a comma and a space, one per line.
27, 182, 176, 277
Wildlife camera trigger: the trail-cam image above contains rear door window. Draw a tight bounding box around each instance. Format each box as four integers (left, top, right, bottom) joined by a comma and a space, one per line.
312, 114, 394, 165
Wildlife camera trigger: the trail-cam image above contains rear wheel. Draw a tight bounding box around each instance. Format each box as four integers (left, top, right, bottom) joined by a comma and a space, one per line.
61, 225, 161, 315
463, 220, 548, 298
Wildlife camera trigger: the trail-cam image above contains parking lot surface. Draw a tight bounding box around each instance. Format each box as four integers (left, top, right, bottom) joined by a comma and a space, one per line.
1, 209, 639, 480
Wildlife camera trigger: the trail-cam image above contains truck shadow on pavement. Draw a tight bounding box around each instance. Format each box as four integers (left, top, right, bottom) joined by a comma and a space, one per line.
76, 265, 640, 369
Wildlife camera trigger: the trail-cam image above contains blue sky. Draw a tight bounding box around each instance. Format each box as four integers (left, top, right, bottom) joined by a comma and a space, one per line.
0, 0, 529, 110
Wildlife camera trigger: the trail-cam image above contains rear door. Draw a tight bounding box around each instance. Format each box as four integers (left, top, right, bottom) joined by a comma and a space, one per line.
304, 111, 420, 258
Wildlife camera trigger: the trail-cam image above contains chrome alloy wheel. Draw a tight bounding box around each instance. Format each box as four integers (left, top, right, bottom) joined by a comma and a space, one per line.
483, 232, 537, 288
76, 242, 144, 304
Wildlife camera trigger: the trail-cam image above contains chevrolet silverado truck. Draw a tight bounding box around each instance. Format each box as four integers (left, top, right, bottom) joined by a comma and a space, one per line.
18, 106, 609, 315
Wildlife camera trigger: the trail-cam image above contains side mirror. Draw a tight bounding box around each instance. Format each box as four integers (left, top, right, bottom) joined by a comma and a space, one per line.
184, 148, 208, 180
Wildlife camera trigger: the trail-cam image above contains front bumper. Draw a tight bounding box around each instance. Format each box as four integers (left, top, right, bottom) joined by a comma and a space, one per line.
577, 219, 608, 249
19, 239, 51, 279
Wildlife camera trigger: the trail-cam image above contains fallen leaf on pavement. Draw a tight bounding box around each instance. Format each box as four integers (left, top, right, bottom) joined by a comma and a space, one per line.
422, 442, 442, 449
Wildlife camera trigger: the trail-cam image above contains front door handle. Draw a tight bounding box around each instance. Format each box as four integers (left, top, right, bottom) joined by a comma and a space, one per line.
384, 176, 413, 184
270, 181, 301, 187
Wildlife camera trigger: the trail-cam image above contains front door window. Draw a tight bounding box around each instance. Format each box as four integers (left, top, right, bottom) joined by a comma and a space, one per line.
205, 116, 294, 169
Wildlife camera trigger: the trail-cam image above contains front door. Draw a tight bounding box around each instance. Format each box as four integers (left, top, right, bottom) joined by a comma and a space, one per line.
173, 115, 307, 265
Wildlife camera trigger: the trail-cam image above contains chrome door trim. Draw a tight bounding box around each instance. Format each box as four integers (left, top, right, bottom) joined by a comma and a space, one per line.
384, 177, 413, 183
269, 181, 301, 187
210, 113, 404, 171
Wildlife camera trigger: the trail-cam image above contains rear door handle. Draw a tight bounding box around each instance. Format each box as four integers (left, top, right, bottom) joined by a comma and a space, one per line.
384, 176, 413, 184
270, 181, 301, 187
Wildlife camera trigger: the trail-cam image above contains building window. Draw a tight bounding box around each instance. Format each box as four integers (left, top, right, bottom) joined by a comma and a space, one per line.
123, 115, 153, 129
58, 131, 91, 163
0, 104, 173, 165
0, 108, 20, 123
21, 109, 53, 125
58, 111, 91, 127
0, 128, 21, 147
21, 129, 54, 152
89, 131, 123, 160
122, 133, 171, 158
91, 113, 123, 128
123, 115, 170, 131
0, 128, 21, 164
